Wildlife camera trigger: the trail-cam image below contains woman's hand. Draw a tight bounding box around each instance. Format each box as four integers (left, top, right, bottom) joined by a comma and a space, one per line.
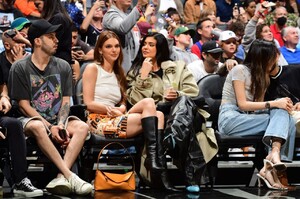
272, 97, 293, 112
293, 102, 300, 111
140, 57, 153, 79
164, 87, 178, 101
106, 106, 123, 117
93, 0, 104, 9
253, 2, 267, 20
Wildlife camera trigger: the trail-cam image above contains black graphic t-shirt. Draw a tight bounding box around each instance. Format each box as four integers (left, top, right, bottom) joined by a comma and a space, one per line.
9, 55, 72, 123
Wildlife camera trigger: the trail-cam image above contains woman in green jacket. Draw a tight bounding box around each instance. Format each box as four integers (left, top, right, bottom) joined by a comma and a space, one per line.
127, 32, 201, 193
126, 32, 199, 106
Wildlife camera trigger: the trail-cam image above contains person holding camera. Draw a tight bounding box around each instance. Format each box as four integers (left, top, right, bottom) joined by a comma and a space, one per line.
71, 24, 94, 84
71, 24, 94, 63
8, 19, 92, 196
0, 29, 30, 86
103, 0, 155, 73
80, 0, 104, 47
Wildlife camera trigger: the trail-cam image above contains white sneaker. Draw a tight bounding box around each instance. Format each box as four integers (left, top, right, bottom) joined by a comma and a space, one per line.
46, 175, 71, 195
68, 173, 93, 195
13, 177, 43, 197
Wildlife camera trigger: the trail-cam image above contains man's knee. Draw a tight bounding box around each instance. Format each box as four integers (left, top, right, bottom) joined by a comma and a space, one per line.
68, 120, 89, 136
25, 120, 47, 137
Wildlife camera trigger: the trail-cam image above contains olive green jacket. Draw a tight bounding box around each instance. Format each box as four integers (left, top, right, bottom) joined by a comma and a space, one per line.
126, 60, 199, 105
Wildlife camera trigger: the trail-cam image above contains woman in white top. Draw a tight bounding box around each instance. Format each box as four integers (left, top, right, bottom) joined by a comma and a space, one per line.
82, 30, 178, 191
218, 40, 296, 190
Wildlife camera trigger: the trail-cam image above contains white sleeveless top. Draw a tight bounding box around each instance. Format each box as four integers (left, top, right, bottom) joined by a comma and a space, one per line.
94, 64, 121, 107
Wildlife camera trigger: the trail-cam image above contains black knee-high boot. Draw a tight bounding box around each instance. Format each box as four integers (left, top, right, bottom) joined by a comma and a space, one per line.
156, 130, 180, 192
141, 116, 163, 171
141, 116, 179, 192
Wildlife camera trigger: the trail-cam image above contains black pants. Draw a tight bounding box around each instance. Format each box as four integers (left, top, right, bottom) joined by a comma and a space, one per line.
0, 116, 27, 184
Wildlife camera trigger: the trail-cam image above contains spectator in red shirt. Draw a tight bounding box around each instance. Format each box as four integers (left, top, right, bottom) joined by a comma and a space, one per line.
270, 6, 288, 47
190, 17, 214, 59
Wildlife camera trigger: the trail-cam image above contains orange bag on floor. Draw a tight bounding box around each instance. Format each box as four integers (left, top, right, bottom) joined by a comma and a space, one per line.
94, 142, 136, 191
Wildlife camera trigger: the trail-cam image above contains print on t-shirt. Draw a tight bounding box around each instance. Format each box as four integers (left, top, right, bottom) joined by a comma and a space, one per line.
30, 74, 62, 123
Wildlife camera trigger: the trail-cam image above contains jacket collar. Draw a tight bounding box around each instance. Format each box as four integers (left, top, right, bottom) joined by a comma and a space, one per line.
161, 60, 176, 74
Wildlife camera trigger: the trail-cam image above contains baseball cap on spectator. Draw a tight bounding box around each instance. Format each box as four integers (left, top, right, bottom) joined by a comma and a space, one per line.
174, 26, 195, 37
202, 41, 223, 53
11, 17, 32, 31
28, 19, 62, 46
137, 21, 152, 37
219, 30, 239, 41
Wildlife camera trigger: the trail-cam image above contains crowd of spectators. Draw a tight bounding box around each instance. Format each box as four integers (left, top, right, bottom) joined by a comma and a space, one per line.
1, 0, 300, 196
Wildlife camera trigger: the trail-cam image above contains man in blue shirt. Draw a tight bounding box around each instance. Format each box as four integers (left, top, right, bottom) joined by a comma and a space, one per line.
280, 26, 300, 65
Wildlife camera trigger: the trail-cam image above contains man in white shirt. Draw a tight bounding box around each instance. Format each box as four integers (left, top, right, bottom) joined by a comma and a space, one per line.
187, 40, 223, 82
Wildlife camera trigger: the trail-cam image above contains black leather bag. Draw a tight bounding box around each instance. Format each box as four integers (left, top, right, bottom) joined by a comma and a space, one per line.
164, 96, 207, 186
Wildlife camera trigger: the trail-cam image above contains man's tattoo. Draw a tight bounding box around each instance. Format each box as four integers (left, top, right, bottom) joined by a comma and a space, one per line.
57, 102, 70, 125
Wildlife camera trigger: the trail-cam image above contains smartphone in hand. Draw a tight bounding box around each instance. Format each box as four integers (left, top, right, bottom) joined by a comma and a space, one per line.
72, 46, 82, 52
59, 129, 67, 140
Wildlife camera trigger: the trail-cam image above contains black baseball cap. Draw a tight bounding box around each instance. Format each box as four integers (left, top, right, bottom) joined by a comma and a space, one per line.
202, 41, 223, 54
28, 19, 62, 46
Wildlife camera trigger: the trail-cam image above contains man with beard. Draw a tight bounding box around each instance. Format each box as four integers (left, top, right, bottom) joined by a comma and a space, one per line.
270, 6, 288, 47
187, 40, 223, 82
8, 19, 92, 196
0, 28, 28, 83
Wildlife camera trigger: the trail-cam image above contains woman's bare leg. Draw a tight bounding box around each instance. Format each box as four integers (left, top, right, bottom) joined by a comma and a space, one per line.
126, 98, 165, 137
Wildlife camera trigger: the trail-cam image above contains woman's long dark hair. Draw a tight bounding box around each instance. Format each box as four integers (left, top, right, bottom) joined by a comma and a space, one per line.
42, 0, 72, 22
129, 32, 170, 77
244, 39, 279, 101
94, 30, 127, 105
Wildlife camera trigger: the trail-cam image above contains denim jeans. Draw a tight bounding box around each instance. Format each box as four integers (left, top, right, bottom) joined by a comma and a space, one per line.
218, 103, 296, 161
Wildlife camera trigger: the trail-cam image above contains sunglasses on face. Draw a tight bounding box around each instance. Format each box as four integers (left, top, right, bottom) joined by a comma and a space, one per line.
223, 40, 237, 45
208, 52, 222, 59
4, 29, 17, 38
